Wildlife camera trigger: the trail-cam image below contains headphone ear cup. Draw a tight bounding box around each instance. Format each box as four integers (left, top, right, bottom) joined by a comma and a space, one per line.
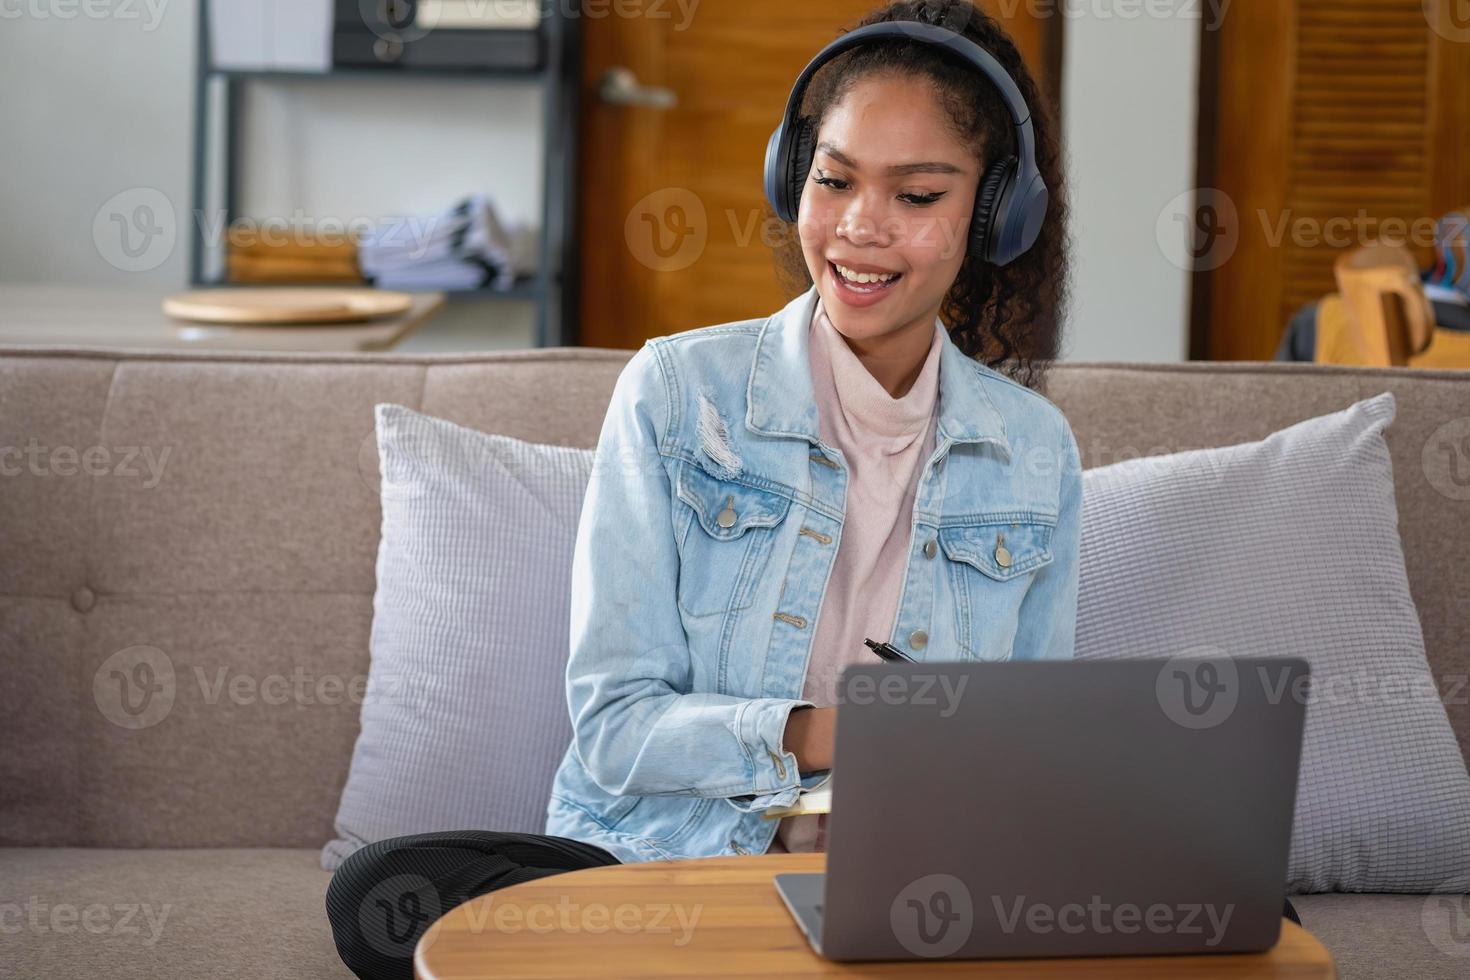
971, 156, 1017, 264
787, 119, 817, 220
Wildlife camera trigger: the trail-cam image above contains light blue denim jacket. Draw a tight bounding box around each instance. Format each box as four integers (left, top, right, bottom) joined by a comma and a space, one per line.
545, 284, 1082, 863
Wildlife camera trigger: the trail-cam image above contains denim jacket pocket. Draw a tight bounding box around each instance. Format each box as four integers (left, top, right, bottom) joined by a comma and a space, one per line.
939, 516, 1056, 660
673, 462, 792, 618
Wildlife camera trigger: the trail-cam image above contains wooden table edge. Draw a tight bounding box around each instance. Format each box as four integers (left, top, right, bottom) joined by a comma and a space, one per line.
414, 853, 1336, 979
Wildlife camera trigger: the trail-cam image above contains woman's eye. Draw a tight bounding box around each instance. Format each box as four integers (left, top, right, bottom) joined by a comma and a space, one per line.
811, 175, 943, 207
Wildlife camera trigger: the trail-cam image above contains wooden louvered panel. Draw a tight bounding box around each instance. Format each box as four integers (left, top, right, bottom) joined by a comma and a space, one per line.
1279, 0, 1431, 348
1202, 0, 1469, 360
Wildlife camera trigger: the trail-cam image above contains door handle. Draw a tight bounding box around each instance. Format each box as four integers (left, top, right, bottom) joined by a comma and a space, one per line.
597, 67, 677, 109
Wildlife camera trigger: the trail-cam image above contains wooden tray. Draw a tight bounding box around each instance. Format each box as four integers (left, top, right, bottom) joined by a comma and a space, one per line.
162, 288, 414, 326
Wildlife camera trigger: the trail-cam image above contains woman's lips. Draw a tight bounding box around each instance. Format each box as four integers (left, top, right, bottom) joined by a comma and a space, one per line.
827, 261, 901, 308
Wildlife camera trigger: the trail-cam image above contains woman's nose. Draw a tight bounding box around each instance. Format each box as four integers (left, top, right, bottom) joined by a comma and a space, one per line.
835, 195, 895, 247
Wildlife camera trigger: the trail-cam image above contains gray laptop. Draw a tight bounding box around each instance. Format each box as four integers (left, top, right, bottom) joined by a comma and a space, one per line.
774, 657, 1308, 961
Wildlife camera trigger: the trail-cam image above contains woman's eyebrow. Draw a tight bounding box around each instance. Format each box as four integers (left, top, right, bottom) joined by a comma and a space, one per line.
816, 141, 963, 176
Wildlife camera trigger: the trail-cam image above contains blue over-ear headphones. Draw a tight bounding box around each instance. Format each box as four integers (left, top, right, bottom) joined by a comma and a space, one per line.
763, 21, 1049, 267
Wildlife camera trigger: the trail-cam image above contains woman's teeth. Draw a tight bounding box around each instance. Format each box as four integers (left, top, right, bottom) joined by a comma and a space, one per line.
833, 262, 900, 288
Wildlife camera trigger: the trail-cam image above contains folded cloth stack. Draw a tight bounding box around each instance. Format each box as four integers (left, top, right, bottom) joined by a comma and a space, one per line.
226, 227, 362, 284
358, 194, 537, 292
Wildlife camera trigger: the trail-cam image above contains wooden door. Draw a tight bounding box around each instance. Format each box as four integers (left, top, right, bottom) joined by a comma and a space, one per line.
575, 2, 1057, 350
1198, 0, 1470, 361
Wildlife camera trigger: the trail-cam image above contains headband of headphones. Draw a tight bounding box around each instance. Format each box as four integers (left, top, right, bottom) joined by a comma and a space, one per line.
763, 20, 1049, 266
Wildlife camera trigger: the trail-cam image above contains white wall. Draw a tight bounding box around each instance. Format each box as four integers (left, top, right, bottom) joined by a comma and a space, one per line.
0, 1, 539, 346
1060, 4, 1202, 362
0, 3, 194, 286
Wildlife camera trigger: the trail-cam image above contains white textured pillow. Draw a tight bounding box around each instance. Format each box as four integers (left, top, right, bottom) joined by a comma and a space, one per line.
1075, 391, 1470, 893
322, 404, 592, 870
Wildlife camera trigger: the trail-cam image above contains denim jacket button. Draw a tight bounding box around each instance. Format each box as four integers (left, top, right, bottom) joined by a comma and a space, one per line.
716, 494, 737, 528
995, 533, 1013, 568
923, 539, 937, 559
909, 629, 928, 650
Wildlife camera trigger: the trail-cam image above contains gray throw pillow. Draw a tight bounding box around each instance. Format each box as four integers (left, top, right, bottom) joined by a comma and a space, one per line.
1075, 391, 1470, 893
322, 404, 592, 870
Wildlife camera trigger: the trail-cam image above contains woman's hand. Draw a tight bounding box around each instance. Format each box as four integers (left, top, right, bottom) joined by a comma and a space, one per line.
782, 706, 837, 773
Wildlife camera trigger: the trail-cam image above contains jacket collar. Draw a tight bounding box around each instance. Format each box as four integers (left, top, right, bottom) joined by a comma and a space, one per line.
745, 284, 1011, 460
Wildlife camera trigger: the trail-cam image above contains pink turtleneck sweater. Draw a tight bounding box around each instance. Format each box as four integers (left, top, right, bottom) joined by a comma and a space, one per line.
769, 296, 944, 853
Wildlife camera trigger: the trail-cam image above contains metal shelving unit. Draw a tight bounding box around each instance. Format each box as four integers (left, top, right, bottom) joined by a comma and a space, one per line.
188, 4, 581, 347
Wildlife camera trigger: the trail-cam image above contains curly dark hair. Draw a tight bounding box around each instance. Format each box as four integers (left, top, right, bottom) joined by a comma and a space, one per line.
768, 0, 1069, 392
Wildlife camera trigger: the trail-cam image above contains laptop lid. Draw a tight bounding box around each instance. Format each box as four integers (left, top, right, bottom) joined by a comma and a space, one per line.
818, 657, 1308, 961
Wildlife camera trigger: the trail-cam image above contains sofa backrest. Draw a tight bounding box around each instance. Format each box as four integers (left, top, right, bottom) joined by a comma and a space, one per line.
2, 348, 1466, 848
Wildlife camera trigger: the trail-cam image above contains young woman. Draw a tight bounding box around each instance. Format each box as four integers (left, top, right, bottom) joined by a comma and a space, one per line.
326, 3, 1081, 976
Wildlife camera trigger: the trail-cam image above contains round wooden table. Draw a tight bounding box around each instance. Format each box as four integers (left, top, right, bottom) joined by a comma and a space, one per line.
414, 853, 1336, 978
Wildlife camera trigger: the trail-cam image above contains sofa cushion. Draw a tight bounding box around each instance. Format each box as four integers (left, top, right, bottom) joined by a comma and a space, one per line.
1296, 893, 1470, 980
1075, 392, 1470, 893
322, 405, 592, 870
0, 848, 347, 979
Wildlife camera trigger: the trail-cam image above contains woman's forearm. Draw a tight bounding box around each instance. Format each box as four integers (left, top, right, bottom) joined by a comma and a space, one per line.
782, 705, 837, 773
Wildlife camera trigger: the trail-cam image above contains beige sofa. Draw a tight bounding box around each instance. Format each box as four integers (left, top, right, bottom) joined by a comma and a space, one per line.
2, 346, 1467, 980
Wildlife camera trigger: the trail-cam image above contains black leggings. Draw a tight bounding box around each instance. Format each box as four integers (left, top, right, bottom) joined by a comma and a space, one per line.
324, 830, 620, 980
324, 829, 1304, 980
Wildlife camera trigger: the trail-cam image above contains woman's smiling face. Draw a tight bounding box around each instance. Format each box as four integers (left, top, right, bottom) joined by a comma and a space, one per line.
797, 71, 982, 345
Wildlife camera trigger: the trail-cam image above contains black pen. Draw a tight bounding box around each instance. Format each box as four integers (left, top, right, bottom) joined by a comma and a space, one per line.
864, 637, 916, 663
